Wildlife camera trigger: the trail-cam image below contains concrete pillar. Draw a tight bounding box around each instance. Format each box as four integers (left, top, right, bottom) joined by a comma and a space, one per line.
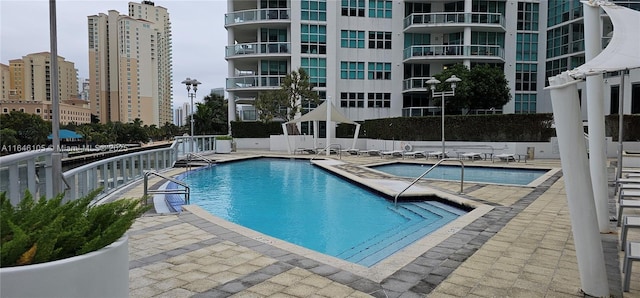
548, 72, 609, 297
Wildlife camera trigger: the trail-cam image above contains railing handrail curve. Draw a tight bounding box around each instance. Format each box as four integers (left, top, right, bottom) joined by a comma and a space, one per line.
394, 158, 464, 207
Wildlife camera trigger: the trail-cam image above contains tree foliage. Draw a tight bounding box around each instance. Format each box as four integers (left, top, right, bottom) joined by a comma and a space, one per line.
189, 91, 228, 135
433, 64, 511, 114
254, 68, 319, 122
0, 111, 51, 145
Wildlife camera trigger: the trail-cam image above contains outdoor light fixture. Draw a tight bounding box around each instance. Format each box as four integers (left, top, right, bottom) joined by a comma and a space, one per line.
181, 77, 201, 153
426, 75, 461, 158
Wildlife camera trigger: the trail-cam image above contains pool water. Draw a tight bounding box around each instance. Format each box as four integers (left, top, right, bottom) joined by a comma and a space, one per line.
371, 163, 547, 186
175, 158, 466, 267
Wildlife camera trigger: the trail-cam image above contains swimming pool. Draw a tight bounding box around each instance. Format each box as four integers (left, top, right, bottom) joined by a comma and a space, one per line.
174, 158, 466, 267
370, 163, 548, 186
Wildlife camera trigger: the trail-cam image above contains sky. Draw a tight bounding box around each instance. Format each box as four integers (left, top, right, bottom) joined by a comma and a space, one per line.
0, 0, 228, 107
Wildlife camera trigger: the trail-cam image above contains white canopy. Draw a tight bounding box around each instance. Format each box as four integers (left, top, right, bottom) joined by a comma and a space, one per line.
569, 3, 640, 78
282, 100, 361, 154
285, 100, 356, 125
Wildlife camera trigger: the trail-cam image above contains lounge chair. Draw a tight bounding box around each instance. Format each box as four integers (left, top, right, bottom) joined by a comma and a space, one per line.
428, 151, 448, 159
340, 148, 360, 156
494, 153, 516, 162
362, 150, 381, 157
461, 152, 483, 160
380, 150, 403, 158
403, 151, 426, 159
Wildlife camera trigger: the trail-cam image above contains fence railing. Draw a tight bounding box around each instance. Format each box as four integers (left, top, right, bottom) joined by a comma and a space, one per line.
0, 135, 220, 204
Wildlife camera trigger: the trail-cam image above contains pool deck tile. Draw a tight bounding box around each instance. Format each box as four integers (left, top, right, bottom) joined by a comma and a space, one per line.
117, 151, 634, 297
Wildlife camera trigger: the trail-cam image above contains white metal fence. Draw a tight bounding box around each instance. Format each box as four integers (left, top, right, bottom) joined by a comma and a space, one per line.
0, 135, 219, 205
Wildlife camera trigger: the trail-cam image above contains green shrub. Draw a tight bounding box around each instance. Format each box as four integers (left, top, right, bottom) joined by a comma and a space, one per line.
215, 135, 233, 140
0, 189, 150, 268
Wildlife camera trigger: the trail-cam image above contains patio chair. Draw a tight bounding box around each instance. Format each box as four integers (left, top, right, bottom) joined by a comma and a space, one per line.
428, 151, 448, 159
461, 152, 483, 160
494, 153, 516, 162
380, 150, 403, 158
403, 151, 426, 159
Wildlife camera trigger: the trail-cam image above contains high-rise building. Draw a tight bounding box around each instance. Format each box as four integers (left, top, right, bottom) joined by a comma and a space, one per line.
88, 1, 173, 126
543, 0, 640, 116
0, 54, 91, 125
225, 0, 640, 131
4, 52, 78, 102
225, 0, 549, 133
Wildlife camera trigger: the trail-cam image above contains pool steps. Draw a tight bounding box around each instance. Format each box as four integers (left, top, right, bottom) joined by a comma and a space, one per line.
337, 201, 465, 267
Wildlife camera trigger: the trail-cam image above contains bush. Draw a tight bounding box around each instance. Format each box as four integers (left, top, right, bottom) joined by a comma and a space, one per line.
215, 135, 233, 140
0, 189, 149, 268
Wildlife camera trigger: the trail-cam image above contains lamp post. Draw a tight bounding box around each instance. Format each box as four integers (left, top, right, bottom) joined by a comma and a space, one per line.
426, 75, 461, 158
181, 77, 201, 153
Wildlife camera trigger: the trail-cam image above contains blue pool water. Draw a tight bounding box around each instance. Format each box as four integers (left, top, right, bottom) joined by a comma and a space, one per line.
174, 158, 466, 267
371, 163, 547, 186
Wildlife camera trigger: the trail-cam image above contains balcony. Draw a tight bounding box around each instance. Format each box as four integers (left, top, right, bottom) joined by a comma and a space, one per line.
402, 106, 441, 117
225, 42, 291, 58
404, 12, 505, 33
402, 77, 432, 92
226, 75, 285, 91
225, 8, 290, 26
403, 44, 504, 63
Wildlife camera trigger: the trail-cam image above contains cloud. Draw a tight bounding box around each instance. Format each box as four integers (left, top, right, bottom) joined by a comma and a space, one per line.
0, 0, 227, 108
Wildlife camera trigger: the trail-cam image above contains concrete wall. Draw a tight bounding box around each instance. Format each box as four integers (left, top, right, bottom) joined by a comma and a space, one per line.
239, 136, 640, 160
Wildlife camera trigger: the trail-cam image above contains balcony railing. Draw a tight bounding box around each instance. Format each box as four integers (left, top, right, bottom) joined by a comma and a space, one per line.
225, 8, 290, 25
403, 44, 504, 60
226, 42, 291, 58
402, 77, 433, 91
402, 106, 442, 117
226, 75, 286, 90
404, 12, 504, 29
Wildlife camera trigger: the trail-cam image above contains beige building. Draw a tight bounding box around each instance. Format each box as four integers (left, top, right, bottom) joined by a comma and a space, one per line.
88, 0, 173, 126
2, 52, 78, 102
0, 99, 91, 125
0, 54, 90, 124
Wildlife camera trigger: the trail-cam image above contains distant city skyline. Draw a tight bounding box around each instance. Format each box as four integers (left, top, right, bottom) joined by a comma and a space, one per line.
0, 0, 228, 109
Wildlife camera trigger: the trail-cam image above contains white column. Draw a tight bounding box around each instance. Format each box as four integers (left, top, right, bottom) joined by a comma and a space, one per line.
548, 72, 609, 297
583, 1, 610, 232
326, 97, 332, 156
463, 0, 472, 67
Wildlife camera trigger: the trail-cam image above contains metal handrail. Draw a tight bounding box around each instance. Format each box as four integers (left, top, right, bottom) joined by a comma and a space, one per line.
310, 144, 342, 162
394, 158, 465, 207
143, 171, 190, 205
186, 152, 215, 172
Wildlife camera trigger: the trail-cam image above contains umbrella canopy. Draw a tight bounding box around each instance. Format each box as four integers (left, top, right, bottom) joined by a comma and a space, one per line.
48, 129, 83, 140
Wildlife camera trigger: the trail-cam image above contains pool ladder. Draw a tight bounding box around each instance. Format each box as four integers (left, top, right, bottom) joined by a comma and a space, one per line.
394, 158, 465, 207
143, 171, 190, 205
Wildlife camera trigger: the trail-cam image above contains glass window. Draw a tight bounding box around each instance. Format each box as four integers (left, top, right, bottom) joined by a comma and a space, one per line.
301, 0, 326, 21
368, 31, 392, 49
301, 58, 327, 87
301, 24, 327, 54
340, 92, 365, 108
341, 30, 365, 48
367, 92, 391, 108
367, 62, 391, 80
340, 61, 365, 79
341, 0, 365, 17
369, 0, 392, 18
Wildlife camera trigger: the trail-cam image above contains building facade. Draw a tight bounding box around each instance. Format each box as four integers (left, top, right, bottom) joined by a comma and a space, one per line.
0, 53, 91, 124
88, 0, 173, 126
225, 0, 639, 132
541, 0, 640, 117
225, 0, 550, 133
3, 52, 78, 102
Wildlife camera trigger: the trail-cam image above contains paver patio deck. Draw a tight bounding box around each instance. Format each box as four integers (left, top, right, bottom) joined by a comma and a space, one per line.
117, 151, 633, 297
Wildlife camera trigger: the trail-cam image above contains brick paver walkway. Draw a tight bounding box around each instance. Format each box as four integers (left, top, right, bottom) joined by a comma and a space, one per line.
117, 152, 630, 297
